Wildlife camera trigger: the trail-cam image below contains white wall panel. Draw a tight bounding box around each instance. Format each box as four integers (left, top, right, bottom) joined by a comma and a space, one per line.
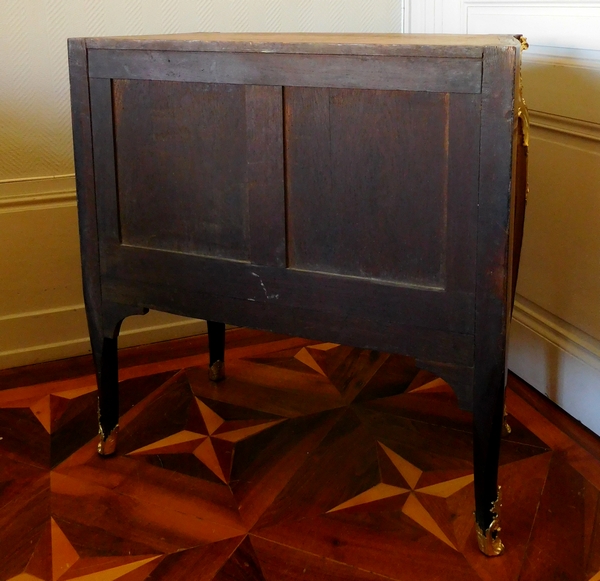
408, 0, 600, 433
410, 0, 600, 52
463, 1, 600, 51
518, 132, 600, 339
0, 193, 82, 317
509, 303, 600, 436
524, 56, 600, 124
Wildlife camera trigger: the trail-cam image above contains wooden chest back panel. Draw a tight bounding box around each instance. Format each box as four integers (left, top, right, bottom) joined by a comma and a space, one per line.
114, 79, 251, 260
105, 79, 482, 295
94, 78, 287, 267
285, 87, 480, 290
69, 36, 523, 536
84, 45, 500, 341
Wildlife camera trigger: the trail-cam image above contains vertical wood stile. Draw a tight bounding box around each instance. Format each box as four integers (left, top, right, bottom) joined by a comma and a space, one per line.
246, 85, 286, 267
473, 43, 519, 539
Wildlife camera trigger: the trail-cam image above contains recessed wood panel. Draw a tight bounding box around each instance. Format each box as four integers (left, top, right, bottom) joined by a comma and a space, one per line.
113, 79, 249, 260
285, 87, 451, 288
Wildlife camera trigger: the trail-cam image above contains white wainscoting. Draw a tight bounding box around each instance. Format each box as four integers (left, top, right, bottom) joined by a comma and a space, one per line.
406, 0, 600, 434
0, 175, 206, 370
409, 0, 600, 50
510, 297, 600, 436
462, 1, 600, 51
0, 304, 208, 371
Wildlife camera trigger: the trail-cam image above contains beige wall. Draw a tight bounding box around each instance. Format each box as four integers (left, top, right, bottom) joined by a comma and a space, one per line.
408, 0, 600, 433
0, 0, 404, 369
0, 0, 405, 181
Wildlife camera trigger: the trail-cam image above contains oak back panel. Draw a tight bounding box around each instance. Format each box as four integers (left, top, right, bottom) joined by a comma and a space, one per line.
285, 87, 480, 290
75, 37, 521, 361
114, 79, 250, 260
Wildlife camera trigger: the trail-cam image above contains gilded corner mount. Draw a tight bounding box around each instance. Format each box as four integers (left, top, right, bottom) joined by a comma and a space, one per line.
503, 404, 512, 436
209, 360, 226, 382
98, 425, 119, 456
517, 36, 530, 148
476, 487, 505, 557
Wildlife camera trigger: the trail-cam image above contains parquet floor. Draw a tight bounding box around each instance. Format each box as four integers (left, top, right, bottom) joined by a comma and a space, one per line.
1, 328, 600, 581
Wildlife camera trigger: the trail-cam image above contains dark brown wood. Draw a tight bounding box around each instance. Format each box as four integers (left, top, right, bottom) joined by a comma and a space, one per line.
207, 321, 226, 368
89, 77, 121, 254
88, 49, 483, 94
511, 127, 529, 308
103, 246, 475, 334
67, 33, 525, 555
519, 455, 586, 581
246, 85, 286, 267
113, 79, 250, 260
95, 301, 148, 444
414, 359, 474, 410
472, 44, 519, 537
286, 87, 448, 287
68, 38, 103, 384
285, 87, 480, 294
104, 277, 474, 366
446, 93, 481, 293
70, 40, 148, 452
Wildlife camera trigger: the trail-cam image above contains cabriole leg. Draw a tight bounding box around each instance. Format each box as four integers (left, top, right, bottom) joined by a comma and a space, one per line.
473, 370, 506, 556
93, 336, 119, 455
89, 302, 147, 456
207, 320, 226, 382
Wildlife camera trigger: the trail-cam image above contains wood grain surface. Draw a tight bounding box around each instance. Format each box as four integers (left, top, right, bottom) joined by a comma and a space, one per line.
88, 50, 483, 94
83, 33, 519, 57
114, 79, 250, 260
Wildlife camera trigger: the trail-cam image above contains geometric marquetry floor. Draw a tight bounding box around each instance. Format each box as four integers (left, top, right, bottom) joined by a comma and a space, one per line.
2, 329, 600, 581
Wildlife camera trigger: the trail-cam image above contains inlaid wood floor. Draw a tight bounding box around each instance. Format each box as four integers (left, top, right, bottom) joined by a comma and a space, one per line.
1, 328, 600, 580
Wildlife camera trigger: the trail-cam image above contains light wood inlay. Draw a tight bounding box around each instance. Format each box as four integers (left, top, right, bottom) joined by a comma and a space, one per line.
402, 493, 457, 550
51, 518, 79, 581
294, 348, 327, 376
196, 398, 226, 435
327, 483, 409, 513
379, 442, 423, 489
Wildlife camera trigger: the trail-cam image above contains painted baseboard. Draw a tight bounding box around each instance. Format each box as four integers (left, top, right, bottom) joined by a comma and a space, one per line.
0, 304, 207, 370
509, 294, 600, 436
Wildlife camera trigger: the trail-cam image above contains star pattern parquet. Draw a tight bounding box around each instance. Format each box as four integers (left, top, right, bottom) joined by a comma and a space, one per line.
2, 329, 600, 580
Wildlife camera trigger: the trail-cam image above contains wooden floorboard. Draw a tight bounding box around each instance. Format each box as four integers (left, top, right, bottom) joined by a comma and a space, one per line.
0, 329, 597, 580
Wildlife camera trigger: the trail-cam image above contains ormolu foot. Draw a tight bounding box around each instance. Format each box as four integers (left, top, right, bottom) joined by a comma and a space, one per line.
502, 404, 512, 436
475, 487, 505, 556
209, 360, 225, 382
98, 425, 118, 456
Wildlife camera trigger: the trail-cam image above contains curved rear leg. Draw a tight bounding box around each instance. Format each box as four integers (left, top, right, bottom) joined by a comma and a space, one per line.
473, 367, 506, 556
89, 301, 148, 455
207, 321, 226, 382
